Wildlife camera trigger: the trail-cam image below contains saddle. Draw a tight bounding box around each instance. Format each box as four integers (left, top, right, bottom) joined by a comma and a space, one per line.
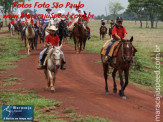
101, 39, 121, 57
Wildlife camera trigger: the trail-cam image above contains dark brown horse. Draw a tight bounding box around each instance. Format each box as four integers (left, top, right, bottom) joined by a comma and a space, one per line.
72, 18, 85, 53
101, 37, 136, 99
108, 23, 114, 38
100, 26, 107, 40
108, 27, 113, 38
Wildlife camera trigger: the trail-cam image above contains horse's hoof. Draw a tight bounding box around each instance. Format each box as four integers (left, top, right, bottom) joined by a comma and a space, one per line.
119, 90, 122, 96
105, 91, 109, 94
113, 88, 117, 93
51, 90, 55, 93
122, 96, 127, 100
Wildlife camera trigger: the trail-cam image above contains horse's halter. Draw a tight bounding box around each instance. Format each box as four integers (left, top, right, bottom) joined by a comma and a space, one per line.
51, 47, 62, 67
122, 41, 133, 63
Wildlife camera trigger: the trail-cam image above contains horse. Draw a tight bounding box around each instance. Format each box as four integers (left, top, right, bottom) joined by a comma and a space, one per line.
16, 21, 23, 35
25, 19, 35, 55
58, 19, 68, 45
108, 24, 114, 38
72, 18, 85, 53
101, 37, 136, 99
44, 45, 63, 92
100, 26, 107, 40
10, 23, 15, 36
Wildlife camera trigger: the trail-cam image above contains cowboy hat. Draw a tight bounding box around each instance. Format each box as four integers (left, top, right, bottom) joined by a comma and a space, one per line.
46, 8, 52, 11
57, 11, 62, 14
47, 26, 58, 31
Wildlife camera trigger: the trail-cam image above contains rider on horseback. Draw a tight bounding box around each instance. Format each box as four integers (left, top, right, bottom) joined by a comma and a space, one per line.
69, 6, 91, 39
100, 19, 105, 30
41, 8, 52, 36
21, 13, 34, 40
39, 26, 66, 69
104, 17, 127, 62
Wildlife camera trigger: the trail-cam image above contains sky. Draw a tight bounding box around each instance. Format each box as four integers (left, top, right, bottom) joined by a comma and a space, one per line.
14, 0, 129, 16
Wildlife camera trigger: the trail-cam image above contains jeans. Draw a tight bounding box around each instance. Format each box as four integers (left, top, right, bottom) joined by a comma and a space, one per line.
39, 48, 66, 66
42, 22, 49, 34
21, 26, 26, 38
105, 39, 117, 56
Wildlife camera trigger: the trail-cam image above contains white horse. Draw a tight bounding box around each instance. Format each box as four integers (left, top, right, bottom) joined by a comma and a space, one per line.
44, 45, 63, 92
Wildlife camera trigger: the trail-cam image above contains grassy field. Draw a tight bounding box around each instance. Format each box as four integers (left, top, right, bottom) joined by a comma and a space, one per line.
68, 20, 163, 93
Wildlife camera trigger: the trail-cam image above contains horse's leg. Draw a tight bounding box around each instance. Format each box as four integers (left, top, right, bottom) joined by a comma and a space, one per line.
123, 69, 129, 91
44, 68, 50, 90
112, 68, 118, 93
26, 38, 30, 55
48, 69, 55, 92
118, 69, 126, 99
74, 36, 77, 51
79, 39, 82, 53
103, 61, 109, 94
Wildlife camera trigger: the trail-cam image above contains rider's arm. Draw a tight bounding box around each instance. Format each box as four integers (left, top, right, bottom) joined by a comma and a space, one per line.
114, 34, 121, 40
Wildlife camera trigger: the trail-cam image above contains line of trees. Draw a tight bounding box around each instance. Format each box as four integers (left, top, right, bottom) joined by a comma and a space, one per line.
94, 0, 163, 28
0, 0, 30, 26
126, 0, 163, 28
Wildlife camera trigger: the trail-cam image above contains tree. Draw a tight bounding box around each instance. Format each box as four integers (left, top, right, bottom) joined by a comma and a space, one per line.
144, 0, 163, 28
126, 0, 145, 28
108, 1, 124, 20
0, 0, 29, 26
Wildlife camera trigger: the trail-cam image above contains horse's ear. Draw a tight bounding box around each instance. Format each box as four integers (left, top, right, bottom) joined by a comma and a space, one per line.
130, 36, 133, 42
59, 44, 63, 49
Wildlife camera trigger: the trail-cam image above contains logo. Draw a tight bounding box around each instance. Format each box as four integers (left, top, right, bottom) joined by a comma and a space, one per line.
2, 105, 33, 121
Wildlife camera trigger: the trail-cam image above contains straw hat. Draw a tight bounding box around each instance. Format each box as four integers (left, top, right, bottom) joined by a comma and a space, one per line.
57, 11, 62, 14
47, 26, 58, 31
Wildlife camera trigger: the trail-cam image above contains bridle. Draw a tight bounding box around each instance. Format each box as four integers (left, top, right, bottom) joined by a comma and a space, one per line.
121, 41, 133, 62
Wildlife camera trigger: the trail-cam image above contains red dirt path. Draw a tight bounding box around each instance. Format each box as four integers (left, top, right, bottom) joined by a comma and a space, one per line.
5, 40, 163, 122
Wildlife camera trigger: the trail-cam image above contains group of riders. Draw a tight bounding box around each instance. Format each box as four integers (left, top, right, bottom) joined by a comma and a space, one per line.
5, 6, 137, 69
7, 6, 91, 69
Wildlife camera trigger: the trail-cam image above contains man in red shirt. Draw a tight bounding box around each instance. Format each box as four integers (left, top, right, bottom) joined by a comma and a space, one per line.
39, 26, 66, 69
10, 18, 15, 25
105, 17, 127, 61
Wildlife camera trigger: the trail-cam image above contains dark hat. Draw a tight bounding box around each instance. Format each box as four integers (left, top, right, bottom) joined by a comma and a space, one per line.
116, 17, 123, 22
46, 8, 52, 11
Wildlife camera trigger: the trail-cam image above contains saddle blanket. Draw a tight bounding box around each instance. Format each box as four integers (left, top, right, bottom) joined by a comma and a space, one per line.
101, 38, 121, 57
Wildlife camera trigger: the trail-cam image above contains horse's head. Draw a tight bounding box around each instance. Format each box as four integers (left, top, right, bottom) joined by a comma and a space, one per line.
121, 36, 134, 63
78, 18, 84, 27
50, 45, 63, 68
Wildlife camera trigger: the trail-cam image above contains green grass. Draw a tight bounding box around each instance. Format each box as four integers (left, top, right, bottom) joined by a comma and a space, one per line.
66, 113, 110, 122
0, 91, 63, 122
0, 34, 28, 70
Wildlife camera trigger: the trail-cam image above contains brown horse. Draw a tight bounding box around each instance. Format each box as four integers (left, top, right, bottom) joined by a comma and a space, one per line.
72, 18, 85, 53
108, 27, 113, 38
25, 19, 35, 55
108, 24, 114, 38
100, 26, 107, 40
101, 37, 136, 99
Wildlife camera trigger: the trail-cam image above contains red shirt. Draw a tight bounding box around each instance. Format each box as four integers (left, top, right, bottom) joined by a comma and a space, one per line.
10, 20, 14, 25
45, 34, 60, 46
112, 25, 127, 39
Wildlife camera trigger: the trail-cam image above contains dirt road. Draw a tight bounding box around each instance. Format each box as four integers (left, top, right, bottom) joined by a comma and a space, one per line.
6, 40, 162, 122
